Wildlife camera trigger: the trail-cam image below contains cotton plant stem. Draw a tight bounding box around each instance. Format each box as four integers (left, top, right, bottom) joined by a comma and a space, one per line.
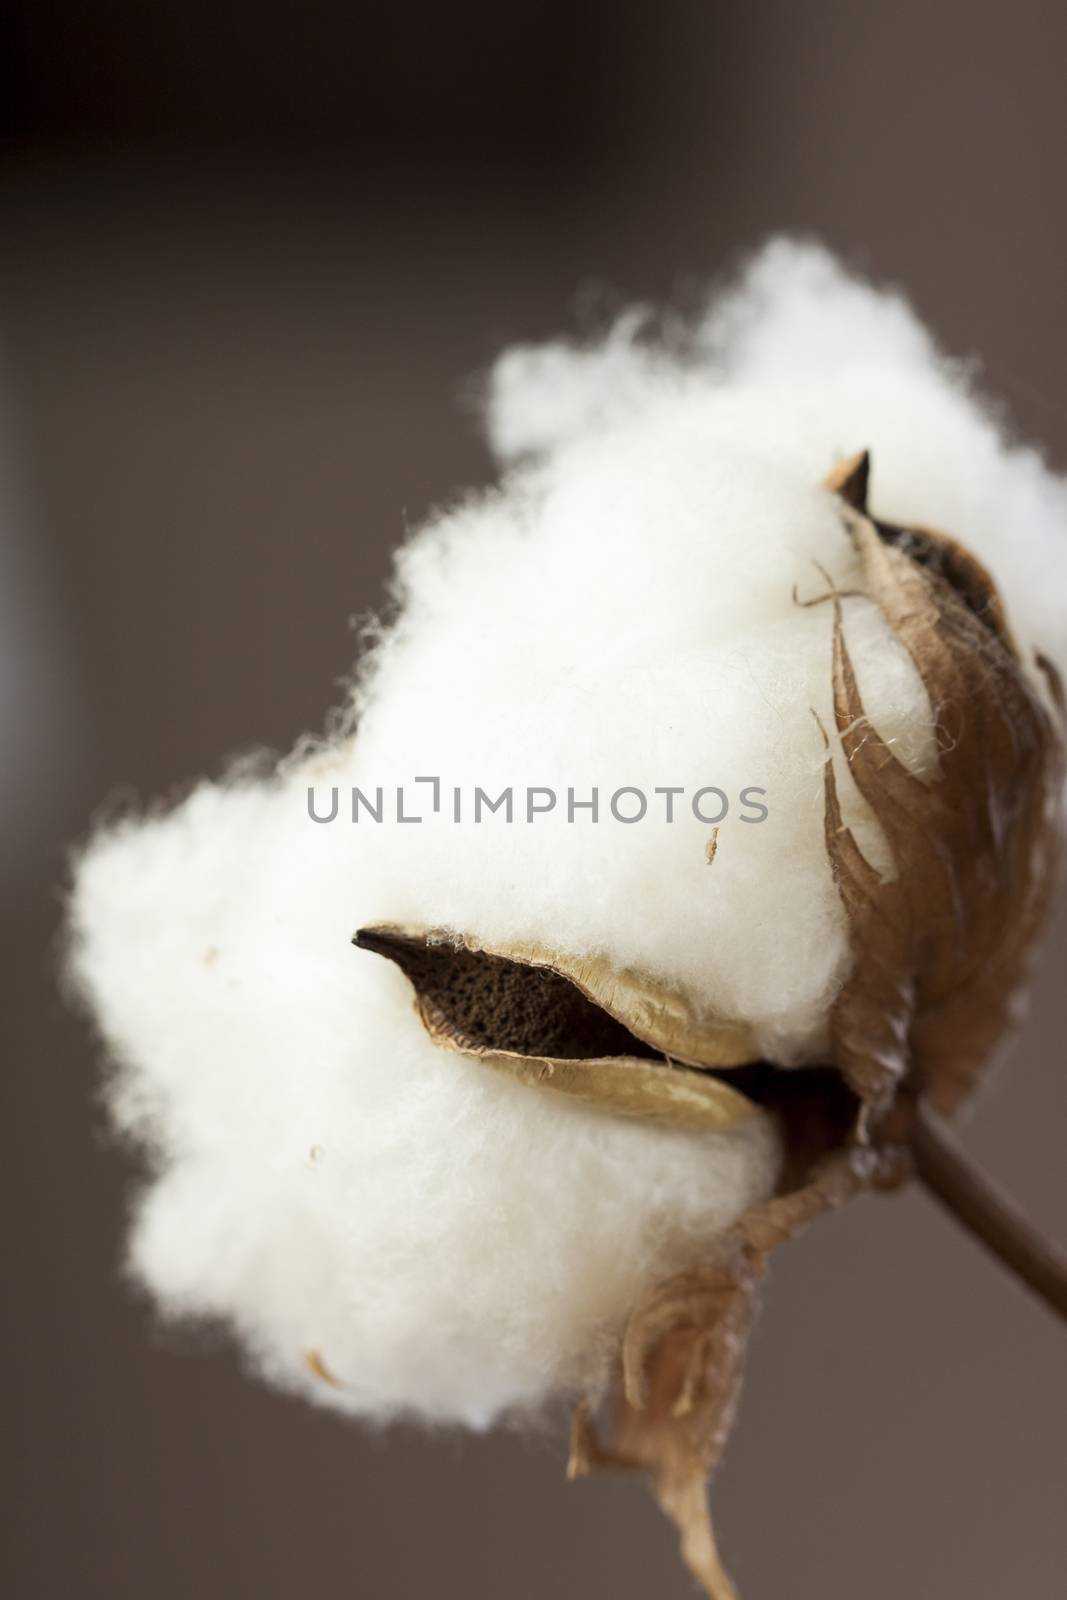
911, 1104, 1067, 1323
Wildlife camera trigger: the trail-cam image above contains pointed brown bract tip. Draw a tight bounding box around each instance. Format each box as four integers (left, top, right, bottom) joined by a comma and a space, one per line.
353, 925, 417, 960
823, 449, 870, 511
352, 925, 436, 996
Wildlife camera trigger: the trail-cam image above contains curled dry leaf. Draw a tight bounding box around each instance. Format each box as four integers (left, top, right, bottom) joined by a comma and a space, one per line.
820, 453, 1066, 1117
568, 1150, 873, 1600
353, 455, 1065, 1598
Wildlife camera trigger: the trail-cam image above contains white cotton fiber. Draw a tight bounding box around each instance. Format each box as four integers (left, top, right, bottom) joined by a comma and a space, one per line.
68, 240, 1067, 1428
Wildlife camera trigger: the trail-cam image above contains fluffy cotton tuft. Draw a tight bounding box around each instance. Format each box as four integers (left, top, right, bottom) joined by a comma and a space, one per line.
69, 241, 1067, 1428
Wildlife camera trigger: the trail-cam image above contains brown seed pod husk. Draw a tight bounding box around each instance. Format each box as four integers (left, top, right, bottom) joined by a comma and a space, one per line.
354, 925, 764, 1132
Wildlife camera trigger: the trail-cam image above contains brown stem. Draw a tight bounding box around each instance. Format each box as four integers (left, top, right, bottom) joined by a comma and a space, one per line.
911, 1103, 1067, 1323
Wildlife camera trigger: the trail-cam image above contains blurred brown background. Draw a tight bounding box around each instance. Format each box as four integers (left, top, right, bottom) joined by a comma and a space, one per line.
3, 2, 1065, 1596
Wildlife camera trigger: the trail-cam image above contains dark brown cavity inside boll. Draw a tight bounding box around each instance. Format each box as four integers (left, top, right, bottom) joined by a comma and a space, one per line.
352, 927, 662, 1060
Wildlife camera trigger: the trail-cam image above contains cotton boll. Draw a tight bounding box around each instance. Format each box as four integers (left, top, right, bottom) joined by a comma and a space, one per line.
69, 238, 1067, 1432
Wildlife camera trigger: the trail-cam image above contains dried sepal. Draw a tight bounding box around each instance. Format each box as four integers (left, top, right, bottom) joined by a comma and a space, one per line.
569, 1247, 755, 1600
821, 483, 1066, 1114
445, 1046, 761, 1133
354, 925, 764, 1132
571, 1148, 874, 1599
